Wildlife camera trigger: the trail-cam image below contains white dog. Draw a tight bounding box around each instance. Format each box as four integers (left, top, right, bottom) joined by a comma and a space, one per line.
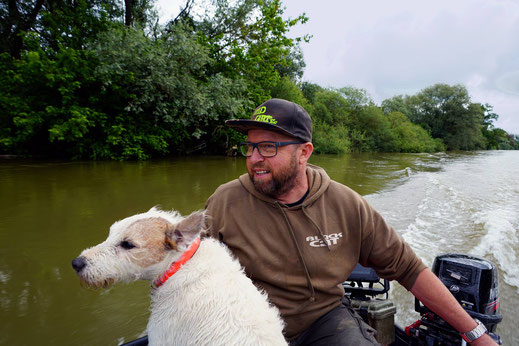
72, 207, 287, 346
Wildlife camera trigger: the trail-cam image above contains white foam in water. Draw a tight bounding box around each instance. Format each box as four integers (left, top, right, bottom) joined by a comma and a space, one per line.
0, 271, 10, 284
366, 151, 519, 331
397, 155, 516, 279
471, 207, 519, 293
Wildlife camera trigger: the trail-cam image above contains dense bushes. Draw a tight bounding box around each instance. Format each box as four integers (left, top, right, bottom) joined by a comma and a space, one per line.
0, 46, 101, 157
302, 86, 444, 154
1, 0, 517, 159
1, 0, 307, 159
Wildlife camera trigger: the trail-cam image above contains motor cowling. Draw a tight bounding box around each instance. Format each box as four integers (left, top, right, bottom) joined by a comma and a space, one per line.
431, 253, 502, 333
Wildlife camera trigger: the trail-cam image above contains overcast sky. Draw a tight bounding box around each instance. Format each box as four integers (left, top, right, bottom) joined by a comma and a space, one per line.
156, 0, 519, 134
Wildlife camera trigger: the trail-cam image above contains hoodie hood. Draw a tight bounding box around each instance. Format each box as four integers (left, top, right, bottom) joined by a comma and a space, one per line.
238, 164, 331, 207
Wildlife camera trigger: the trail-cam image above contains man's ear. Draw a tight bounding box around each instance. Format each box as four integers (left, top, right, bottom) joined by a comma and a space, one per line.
299, 142, 313, 165
165, 210, 205, 251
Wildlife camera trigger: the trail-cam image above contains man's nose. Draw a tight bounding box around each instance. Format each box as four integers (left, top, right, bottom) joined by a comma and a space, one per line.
248, 146, 265, 163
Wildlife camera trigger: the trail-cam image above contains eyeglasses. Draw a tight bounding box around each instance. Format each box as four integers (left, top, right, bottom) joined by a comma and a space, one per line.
238, 141, 303, 157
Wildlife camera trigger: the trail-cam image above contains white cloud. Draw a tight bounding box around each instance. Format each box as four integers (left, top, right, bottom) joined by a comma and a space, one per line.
282, 0, 519, 134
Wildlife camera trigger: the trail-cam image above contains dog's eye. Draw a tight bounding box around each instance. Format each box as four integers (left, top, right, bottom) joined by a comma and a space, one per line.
119, 240, 136, 250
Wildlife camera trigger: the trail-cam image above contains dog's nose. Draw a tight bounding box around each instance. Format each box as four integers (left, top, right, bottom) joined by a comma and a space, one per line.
72, 257, 87, 273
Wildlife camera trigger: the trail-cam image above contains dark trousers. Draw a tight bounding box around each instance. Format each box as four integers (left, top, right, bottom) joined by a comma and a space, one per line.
289, 299, 379, 346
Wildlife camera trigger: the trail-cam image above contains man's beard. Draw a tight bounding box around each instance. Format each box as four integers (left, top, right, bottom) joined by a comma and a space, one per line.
248, 153, 299, 199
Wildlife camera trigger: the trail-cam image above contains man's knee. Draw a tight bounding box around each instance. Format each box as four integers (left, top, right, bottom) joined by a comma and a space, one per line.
337, 304, 379, 345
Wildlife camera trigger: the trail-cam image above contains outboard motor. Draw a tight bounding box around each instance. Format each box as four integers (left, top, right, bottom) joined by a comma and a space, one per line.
404, 253, 502, 345
432, 254, 501, 332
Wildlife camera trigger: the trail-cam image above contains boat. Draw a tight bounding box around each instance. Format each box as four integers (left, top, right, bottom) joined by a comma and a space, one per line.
121, 253, 503, 345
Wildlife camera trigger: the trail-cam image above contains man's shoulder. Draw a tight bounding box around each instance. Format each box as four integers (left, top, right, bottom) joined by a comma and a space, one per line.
207, 176, 247, 204
214, 177, 243, 193
214, 178, 243, 194
327, 179, 363, 199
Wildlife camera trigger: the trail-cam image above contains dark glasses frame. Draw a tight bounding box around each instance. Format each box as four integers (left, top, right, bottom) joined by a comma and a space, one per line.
238, 141, 303, 157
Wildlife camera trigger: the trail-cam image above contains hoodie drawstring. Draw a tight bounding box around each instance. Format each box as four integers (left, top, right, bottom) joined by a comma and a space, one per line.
302, 205, 331, 251
275, 201, 316, 312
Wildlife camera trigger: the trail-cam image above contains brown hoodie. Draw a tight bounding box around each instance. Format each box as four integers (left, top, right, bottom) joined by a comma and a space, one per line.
205, 164, 425, 339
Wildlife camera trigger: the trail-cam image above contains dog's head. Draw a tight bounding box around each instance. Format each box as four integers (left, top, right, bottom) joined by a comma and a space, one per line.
72, 207, 206, 289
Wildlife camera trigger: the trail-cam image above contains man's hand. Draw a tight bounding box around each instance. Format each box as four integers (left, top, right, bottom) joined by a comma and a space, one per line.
410, 268, 498, 345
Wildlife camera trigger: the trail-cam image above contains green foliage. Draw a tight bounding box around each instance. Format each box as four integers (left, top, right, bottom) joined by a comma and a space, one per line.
484, 127, 518, 150
90, 25, 247, 159
381, 84, 500, 151
387, 112, 445, 152
381, 95, 411, 116
442, 102, 486, 150
337, 86, 374, 110
2, 0, 516, 159
312, 122, 351, 154
0, 0, 129, 58
400, 84, 487, 150
0, 46, 101, 157
300, 82, 324, 104
270, 76, 307, 106
274, 44, 306, 81
1, 23, 248, 159
304, 87, 444, 154
1, 0, 305, 159
311, 89, 351, 126
352, 106, 398, 152
193, 0, 309, 107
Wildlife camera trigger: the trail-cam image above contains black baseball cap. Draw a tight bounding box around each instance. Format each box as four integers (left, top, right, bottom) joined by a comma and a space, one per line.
226, 98, 312, 142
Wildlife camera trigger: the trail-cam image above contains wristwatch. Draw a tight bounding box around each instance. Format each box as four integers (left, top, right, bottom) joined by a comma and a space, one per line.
461, 319, 488, 343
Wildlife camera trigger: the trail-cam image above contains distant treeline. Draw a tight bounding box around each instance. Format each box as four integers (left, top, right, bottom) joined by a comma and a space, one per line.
1, 0, 517, 160
280, 81, 519, 154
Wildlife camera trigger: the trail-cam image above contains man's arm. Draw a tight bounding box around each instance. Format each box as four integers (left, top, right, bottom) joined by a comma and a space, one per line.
410, 268, 497, 345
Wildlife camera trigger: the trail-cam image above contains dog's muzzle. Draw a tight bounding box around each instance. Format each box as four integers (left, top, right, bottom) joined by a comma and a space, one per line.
72, 256, 87, 273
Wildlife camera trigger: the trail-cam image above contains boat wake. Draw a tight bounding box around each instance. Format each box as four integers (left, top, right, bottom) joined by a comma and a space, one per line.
365, 151, 519, 335
471, 207, 519, 293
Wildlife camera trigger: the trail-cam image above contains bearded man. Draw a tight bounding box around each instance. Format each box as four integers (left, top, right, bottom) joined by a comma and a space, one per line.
205, 98, 496, 345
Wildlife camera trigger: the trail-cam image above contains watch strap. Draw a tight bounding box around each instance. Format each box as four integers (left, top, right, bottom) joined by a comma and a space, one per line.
461, 319, 487, 343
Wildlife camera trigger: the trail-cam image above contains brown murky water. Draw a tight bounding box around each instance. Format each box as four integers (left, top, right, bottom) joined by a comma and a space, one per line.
1, 152, 517, 345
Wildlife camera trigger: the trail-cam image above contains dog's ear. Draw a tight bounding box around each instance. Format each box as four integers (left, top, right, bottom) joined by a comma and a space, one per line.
165, 210, 205, 251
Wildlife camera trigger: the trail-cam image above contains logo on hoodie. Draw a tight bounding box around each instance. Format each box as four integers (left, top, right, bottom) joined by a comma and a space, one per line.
306, 233, 343, 248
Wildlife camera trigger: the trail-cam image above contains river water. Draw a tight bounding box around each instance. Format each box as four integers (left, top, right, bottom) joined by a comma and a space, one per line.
0, 151, 517, 345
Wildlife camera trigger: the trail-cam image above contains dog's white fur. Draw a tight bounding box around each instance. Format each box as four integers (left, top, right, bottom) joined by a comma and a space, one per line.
74, 207, 287, 346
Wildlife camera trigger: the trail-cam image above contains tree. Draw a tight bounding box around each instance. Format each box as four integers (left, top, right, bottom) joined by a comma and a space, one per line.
300, 82, 324, 104
90, 25, 247, 159
351, 106, 399, 152
124, 0, 156, 27
270, 76, 306, 106
311, 89, 351, 126
1, 0, 310, 159
381, 95, 411, 116
274, 43, 306, 81
309, 89, 352, 153
312, 122, 351, 154
387, 112, 444, 152
0, 45, 101, 157
185, 0, 309, 106
338, 86, 374, 110
0, 0, 129, 57
405, 84, 486, 150
0, 0, 45, 58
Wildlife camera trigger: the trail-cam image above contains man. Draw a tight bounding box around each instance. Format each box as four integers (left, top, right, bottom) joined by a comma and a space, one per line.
205, 98, 496, 345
